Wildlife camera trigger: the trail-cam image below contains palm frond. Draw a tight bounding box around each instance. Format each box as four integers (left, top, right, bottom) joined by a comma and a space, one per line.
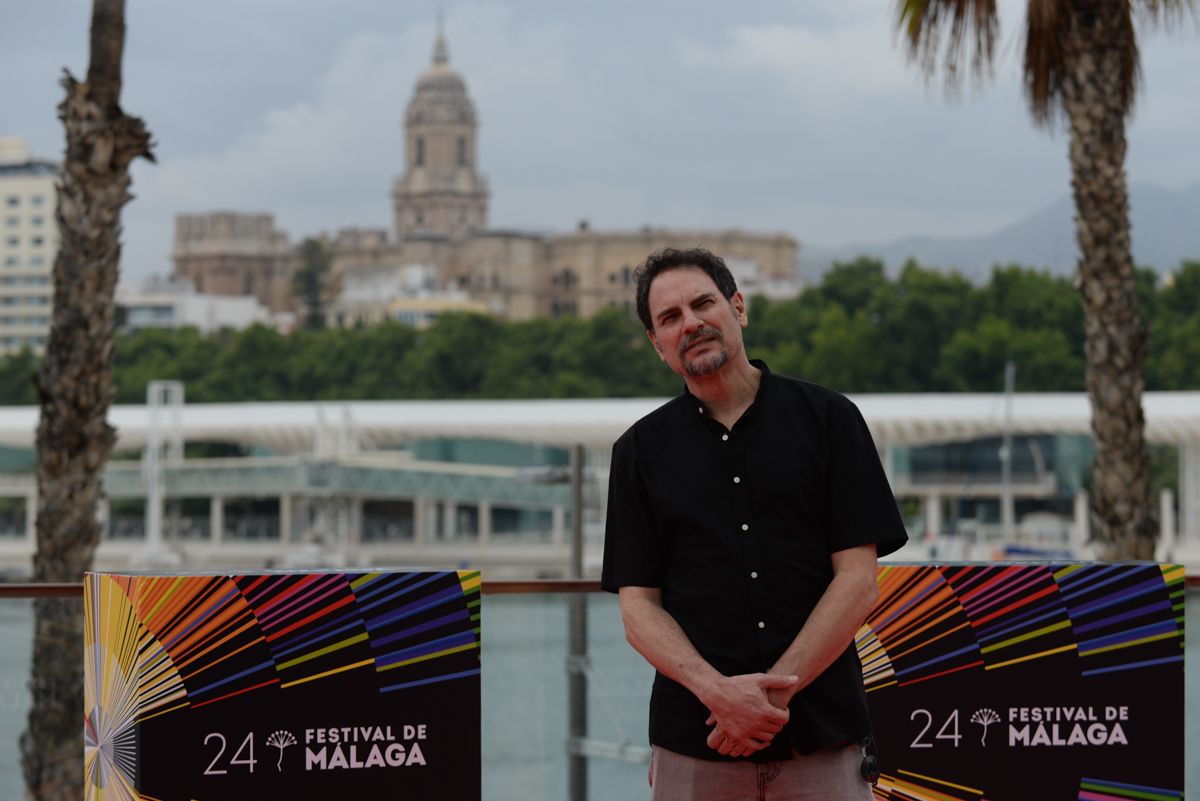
896, 0, 1000, 86
1022, 0, 1068, 125
1023, 0, 1165, 126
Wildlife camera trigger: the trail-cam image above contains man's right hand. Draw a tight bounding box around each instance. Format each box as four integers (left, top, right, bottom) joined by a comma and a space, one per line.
701, 673, 798, 756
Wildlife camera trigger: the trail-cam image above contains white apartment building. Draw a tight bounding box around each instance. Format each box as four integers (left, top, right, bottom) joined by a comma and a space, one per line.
117, 275, 273, 333
0, 138, 57, 356
331, 263, 489, 329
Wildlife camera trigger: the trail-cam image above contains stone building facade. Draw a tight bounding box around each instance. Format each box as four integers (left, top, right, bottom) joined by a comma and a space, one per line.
174, 28, 799, 326
172, 212, 296, 314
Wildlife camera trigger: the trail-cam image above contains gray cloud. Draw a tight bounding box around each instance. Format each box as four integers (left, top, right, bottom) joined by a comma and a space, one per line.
4, 0, 1198, 282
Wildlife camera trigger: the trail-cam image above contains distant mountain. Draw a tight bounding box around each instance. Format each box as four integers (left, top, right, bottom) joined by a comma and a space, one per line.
802, 182, 1200, 282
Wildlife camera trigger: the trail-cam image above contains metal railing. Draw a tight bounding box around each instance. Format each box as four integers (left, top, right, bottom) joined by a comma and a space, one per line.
4, 575, 1196, 598
0, 578, 605, 597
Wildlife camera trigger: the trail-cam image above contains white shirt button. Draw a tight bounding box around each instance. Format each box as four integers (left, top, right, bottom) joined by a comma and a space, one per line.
733, 476, 741, 484
698, 406, 704, 414
750, 571, 758, 579
721, 433, 729, 441
757, 621, 765, 629
741, 523, 749, 531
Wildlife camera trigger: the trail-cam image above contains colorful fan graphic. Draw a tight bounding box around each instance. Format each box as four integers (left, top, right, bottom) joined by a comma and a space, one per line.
83, 569, 482, 801
84, 574, 186, 801
1078, 776, 1183, 801
858, 563, 1185, 801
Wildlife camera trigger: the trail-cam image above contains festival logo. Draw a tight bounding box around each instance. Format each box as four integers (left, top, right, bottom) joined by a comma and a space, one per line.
266, 730, 297, 771
858, 563, 1185, 801
971, 708, 1000, 746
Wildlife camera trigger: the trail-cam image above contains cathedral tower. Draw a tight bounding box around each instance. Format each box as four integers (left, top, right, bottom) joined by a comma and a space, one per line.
392, 27, 489, 241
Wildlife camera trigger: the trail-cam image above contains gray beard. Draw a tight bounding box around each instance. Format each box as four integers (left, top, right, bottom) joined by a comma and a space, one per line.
684, 349, 729, 377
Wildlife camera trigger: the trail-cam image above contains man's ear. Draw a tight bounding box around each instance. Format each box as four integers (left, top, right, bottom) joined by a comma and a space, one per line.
732, 291, 748, 327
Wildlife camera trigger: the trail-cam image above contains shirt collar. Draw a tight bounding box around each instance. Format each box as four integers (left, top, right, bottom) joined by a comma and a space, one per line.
683, 359, 772, 418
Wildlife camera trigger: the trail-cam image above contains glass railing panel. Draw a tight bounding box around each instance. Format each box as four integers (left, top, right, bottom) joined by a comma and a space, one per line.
0, 597, 31, 799
0, 596, 84, 800
482, 592, 655, 801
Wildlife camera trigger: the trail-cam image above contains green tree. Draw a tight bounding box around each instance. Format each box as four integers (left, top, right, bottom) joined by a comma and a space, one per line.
1152, 316, 1200, 390
866, 261, 977, 391
939, 316, 1083, 391
480, 316, 562, 397
1147, 261, 1200, 389
292, 237, 331, 330
554, 310, 675, 397
196, 324, 294, 400
803, 304, 883, 391
0, 348, 39, 405
817, 256, 889, 316
346, 321, 421, 397
1158, 260, 1200, 321
112, 326, 222, 402
25, 0, 153, 798
1134, 266, 1162, 330
896, 0, 1196, 558
401, 313, 504, 397
288, 326, 370, 400
979, 266, 1083, 356
744, 291, 827, 357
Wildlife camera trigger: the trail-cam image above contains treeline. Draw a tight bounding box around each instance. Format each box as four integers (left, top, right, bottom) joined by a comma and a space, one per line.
1, 258, 1197, 404
0, 307, 679, 404
745, 257, 1199, 393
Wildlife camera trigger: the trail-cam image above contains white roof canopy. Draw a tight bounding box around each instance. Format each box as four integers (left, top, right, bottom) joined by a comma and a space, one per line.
1, 393, 1198, 454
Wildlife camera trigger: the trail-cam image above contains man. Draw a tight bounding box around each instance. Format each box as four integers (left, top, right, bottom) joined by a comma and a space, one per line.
601, 247, 907, 800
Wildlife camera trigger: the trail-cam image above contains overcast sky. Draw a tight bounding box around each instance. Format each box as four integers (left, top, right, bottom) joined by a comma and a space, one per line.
4, 0, 1199, 283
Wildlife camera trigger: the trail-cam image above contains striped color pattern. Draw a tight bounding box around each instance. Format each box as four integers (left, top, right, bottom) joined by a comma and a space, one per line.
84, 569, 482, 801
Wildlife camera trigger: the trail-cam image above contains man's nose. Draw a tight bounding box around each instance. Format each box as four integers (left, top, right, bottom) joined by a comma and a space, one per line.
680, 308, 705, 332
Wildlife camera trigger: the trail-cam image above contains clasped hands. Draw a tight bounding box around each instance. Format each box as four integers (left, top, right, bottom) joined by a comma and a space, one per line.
703, 673, 799, 758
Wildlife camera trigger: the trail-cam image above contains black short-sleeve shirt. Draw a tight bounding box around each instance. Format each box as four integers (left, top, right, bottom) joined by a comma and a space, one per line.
601, 361, 907, 761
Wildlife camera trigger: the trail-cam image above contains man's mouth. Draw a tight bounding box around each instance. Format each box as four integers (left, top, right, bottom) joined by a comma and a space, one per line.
681, 331, 721, 356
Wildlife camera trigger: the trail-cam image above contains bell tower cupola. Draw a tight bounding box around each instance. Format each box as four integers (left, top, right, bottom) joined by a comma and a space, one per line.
392, 24, 489, 241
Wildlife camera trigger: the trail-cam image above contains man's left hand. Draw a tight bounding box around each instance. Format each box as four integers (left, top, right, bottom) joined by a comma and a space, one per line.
705, 719, 772, 757
702, 672, 797, 756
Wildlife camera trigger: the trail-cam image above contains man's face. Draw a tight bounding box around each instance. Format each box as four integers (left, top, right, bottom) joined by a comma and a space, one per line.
645, 266, 747, 378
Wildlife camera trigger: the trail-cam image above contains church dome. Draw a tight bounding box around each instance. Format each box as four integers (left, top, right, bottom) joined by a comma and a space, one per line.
406, 31, 477, 126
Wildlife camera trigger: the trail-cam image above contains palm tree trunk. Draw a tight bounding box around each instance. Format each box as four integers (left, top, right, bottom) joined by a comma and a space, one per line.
21, 1, 152, 798
1059, 1, 1154, 560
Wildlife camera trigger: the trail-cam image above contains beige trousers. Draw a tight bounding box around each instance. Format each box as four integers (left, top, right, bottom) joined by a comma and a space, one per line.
648, 744, 874, 801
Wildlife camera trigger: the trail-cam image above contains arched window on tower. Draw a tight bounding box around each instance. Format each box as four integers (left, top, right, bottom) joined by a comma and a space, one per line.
415, 137, 425, 167
457, 137, 468, 166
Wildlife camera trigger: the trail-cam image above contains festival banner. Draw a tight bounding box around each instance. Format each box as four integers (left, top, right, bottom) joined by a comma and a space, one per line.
859, 563, 1186, 801
83, 569, 482, 801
